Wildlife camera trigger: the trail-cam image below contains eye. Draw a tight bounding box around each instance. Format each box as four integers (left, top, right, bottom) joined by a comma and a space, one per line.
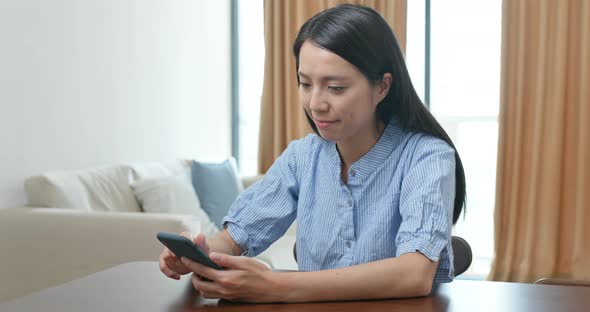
328, 86, 346, 93
298, 82, 312, 89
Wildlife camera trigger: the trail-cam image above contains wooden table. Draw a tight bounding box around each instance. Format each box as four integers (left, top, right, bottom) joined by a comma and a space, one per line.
1, 261, 589, 311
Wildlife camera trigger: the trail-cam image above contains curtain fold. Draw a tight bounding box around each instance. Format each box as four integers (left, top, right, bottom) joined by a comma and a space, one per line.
490, 0, 590, 282
258, 0, 407, 173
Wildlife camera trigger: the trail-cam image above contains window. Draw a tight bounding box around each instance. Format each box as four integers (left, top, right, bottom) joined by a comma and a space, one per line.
407, 0, 502, 278
236, 0, 264, 176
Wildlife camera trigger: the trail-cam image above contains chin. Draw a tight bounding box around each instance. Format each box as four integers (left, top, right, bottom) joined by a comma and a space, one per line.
317, 130, 340, 142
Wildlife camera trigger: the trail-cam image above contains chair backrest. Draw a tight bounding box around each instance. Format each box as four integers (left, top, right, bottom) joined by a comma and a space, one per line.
293, 235, 473, 277
451, 236, 472, 276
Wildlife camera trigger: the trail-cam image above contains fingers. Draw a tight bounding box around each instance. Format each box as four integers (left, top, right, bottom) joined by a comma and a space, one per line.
160, 247, 191, 277
160, 263, 180, 279
181, 257, 220, 281
193, 233, 210, 255
191, 273, 227, 299
182, 231, 210, 254
159, 231, 211, 280
159, 250, 180, 280
165, 257, 190, 274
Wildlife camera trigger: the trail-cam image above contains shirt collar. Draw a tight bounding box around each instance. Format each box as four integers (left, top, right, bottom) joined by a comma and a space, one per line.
330, 118, 403, 183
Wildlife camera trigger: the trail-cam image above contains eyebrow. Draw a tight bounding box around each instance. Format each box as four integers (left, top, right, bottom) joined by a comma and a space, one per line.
298, 71, 349, 82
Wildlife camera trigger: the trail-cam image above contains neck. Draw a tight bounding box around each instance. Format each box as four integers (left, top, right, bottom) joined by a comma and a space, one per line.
337, 120, 385, 169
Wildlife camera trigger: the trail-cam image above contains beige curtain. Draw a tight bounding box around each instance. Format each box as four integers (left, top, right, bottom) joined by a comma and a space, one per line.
489, 0, 590, 282
258, 0, 407, 173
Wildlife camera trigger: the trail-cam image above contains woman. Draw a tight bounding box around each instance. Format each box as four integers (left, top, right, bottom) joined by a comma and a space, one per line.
159, 4, 466, 303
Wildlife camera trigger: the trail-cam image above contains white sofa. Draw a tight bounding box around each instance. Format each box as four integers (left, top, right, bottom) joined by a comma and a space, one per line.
0, 160, 297, 302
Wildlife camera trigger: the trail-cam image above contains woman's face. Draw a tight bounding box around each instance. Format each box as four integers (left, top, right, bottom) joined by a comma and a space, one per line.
298, 40, 390, 143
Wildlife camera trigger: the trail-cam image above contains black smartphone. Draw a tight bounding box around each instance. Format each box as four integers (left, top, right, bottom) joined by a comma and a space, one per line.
157, 232, 223, 270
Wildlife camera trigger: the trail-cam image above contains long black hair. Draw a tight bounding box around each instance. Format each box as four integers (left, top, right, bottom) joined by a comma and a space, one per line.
293, 4, 466, 224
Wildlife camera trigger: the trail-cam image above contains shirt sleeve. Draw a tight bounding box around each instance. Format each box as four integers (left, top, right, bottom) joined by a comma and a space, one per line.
222, 139, 302, 257
395, 135, 456, 262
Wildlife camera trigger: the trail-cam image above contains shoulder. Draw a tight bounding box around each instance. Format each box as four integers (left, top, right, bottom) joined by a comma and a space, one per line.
403, 132, 454, 157
276, 133, 328, 173
285, 133, 330, 157
398, 132, 455, 171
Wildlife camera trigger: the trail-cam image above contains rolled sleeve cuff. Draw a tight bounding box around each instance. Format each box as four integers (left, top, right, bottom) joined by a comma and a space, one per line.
223, 218, 252, 256
395, 238, 444, 262
396, 239, 454, 283
434, 268, 453, 283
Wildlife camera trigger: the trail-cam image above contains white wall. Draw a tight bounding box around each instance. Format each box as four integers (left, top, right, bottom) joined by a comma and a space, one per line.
0, 0, 232, 208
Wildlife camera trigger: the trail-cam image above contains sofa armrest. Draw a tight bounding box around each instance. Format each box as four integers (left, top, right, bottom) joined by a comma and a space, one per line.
0, 207, 217, 302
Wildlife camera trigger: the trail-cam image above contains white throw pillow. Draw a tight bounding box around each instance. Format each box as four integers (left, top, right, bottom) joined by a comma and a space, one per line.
129, 160, 191, 182
24, 164, 141, 212
78, 165, 142, 213
131, 176, 216, 232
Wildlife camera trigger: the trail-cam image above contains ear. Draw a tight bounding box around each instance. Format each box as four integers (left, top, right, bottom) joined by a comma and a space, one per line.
374, 73, 392, 105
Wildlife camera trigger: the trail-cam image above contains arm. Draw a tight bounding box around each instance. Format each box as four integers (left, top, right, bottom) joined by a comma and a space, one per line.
203, 229, 244, 256
182, 250, 437, 303
279, 253, 437, 302
162, 139, 303, 280
221, 139, 302, 257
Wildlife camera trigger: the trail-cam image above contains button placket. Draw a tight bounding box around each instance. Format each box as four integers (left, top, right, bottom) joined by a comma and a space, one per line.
342, 194, 354, 243
339, 185, 355, 262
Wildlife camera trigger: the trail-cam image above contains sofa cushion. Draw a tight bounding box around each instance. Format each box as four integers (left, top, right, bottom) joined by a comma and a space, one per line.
129, 160, 191, 182
131, 175, 215, 232
25, 172, 90, 210
24, 165, 141, 212
191, 158, 243, 229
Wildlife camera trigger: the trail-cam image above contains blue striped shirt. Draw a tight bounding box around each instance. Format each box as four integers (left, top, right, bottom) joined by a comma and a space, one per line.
223, 118, 456, 282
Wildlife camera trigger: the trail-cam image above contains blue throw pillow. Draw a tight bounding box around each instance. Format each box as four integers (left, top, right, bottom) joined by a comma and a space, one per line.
190, 158, 242, 229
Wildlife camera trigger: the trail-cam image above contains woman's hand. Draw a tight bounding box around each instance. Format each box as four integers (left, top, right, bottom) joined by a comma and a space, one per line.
159, 232, 210, 280
181, 253, 285, 303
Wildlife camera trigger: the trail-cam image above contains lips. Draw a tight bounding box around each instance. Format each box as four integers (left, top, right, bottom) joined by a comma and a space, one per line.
314, 119, 338, 129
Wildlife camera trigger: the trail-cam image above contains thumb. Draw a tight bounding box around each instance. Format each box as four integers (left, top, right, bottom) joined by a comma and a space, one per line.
193, 233, 210, 255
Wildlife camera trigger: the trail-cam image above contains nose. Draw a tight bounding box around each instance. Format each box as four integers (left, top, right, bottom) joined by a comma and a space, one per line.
308, 88, 328, 113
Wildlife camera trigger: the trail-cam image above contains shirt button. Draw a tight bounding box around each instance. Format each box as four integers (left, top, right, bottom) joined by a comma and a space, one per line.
347, 199, 353, 207
345, 241, 351, 248
350, 169, 356, 177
